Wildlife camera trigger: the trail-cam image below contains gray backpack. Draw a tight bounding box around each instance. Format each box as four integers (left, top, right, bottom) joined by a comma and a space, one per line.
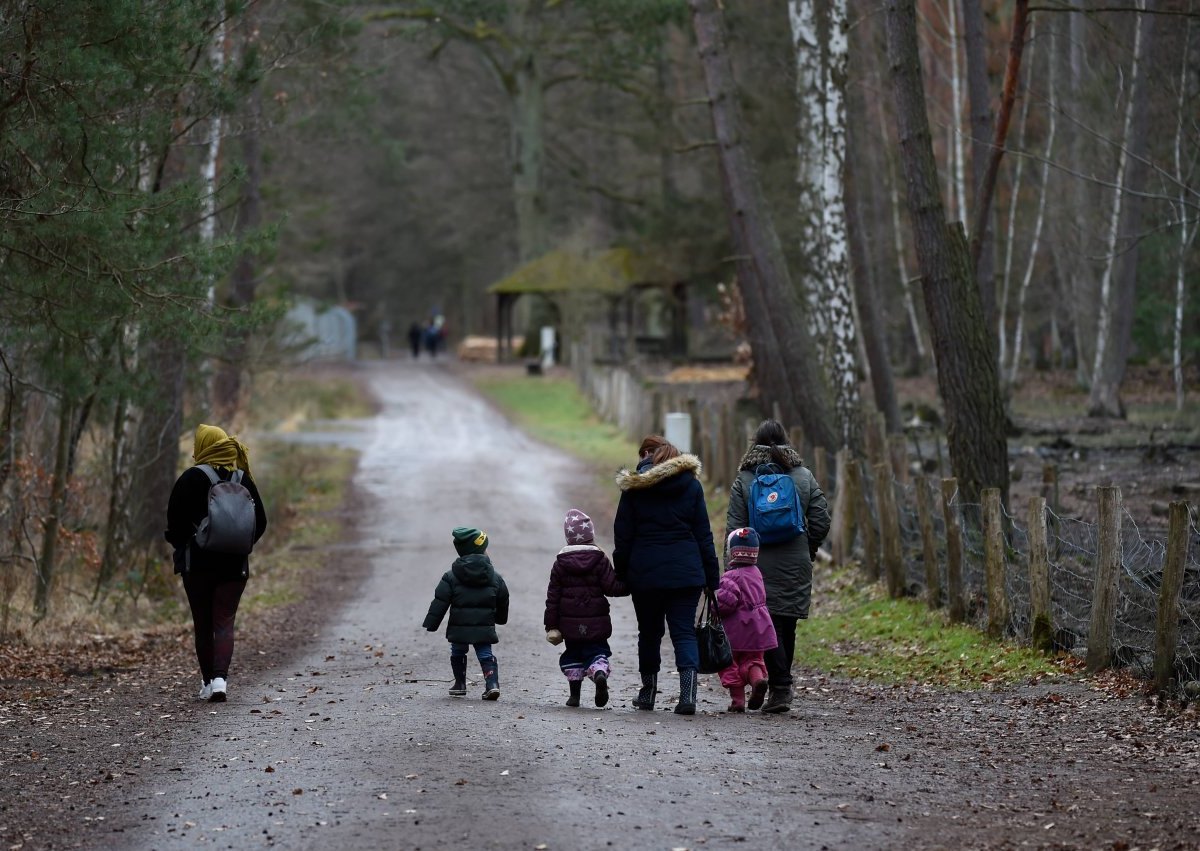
193, 465, 257, 555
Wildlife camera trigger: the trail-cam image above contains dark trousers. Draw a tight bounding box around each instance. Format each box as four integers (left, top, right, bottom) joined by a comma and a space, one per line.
182, 572, 247, 683
631, 587, 702, 674
765, 614, 798, 690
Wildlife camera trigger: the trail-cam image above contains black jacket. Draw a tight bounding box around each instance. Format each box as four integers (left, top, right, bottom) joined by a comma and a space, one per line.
165, 465, 268, 580
612, 454, 720, 593
423, 554, 511, 644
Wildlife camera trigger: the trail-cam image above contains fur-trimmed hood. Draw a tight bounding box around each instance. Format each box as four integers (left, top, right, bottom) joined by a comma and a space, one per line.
737, 444, 803, 472
615, 454, 703, 492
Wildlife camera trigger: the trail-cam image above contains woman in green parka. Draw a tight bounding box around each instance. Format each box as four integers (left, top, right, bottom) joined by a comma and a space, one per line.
725, 420, 830, 713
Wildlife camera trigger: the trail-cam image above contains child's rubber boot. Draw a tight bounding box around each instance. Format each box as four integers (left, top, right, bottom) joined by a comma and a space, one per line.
727, 686, 746, 713
632, 673, 657, 710
566, 680, 582, 707
593, 671, 609, 707
449, 656, 468, 697
674, 669, 697, 715
481, 659, 500, 701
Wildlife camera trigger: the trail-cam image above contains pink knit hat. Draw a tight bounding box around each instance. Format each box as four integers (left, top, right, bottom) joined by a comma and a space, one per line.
564, 509, 595, 545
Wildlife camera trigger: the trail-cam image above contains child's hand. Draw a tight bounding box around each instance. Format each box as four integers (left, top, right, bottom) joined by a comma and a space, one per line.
545, 629, 563, 645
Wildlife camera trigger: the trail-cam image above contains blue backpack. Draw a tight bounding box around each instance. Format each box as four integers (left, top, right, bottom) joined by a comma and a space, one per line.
748, 464, 805, 545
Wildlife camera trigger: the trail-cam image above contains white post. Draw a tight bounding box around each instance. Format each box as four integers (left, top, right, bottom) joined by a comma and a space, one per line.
664, 412, 692, 455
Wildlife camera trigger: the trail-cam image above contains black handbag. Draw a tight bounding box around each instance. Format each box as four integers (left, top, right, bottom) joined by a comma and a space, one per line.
696, 590, 734, 674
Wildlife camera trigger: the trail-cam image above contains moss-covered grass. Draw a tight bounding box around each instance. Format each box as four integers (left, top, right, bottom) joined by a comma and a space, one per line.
798, 571, 1061, 689
472, 374, 639, 474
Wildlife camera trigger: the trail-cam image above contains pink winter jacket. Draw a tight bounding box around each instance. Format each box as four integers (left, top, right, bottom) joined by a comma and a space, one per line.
715, 565, 778, 652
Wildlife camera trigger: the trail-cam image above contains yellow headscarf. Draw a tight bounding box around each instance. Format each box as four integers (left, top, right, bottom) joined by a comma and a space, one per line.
193, 424, 251, 474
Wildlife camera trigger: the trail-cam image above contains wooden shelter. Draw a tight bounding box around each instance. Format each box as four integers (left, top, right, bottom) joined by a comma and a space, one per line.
487, 247, 689, 363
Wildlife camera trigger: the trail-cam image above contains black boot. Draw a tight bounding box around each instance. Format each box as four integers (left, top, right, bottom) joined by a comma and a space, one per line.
632, 673, 657, 710
449, 656, 467, 697
761, 686, 793, 714
481, 658, 500, 701
674, 669, 697, 715
593, 671, 609, 707
566, 680, 582, 707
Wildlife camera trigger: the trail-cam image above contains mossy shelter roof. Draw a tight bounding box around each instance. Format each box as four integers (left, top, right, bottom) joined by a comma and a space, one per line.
486, 248, 684, 296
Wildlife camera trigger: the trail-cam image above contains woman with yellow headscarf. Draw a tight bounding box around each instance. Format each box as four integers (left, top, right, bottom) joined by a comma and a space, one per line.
165, 424, 268, 703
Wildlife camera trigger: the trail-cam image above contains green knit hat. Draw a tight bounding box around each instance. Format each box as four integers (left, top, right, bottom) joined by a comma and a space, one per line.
452, 526, 488, 556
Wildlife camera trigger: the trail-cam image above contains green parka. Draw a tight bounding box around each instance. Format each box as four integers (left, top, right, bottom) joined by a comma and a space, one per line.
422, 554, 510, 644
726, 445, 830, 619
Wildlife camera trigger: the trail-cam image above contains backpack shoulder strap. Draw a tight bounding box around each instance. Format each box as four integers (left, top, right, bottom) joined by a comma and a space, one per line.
230, 469, 244, 485
196, 464, 220, 485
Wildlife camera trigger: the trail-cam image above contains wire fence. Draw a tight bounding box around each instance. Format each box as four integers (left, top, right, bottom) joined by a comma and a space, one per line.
854, 463, 1200, 691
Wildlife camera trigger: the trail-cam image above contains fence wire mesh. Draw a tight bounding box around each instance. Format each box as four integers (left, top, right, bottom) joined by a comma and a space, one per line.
848, 472, 1200, 692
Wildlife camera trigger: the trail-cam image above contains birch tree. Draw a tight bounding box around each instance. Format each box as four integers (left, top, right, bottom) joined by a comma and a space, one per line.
1087, 0, 1160, 418
689, 0, 839, 453
789, 0, 863, 449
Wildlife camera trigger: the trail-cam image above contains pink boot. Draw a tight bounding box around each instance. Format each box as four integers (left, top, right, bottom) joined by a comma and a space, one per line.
728, 686, 746, 713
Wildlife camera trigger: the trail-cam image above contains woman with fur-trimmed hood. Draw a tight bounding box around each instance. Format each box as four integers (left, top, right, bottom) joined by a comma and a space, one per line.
725, 420, 830, 714
613, 435, 720, 715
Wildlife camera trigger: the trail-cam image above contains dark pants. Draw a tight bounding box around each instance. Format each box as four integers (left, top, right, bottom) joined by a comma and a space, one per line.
765, 614, 798, 690
182, 572, 247, 683
631, 587, 702, 674
450, 642, 495, 666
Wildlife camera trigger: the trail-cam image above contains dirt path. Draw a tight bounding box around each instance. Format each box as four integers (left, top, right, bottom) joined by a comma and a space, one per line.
7, 361, 1200, 850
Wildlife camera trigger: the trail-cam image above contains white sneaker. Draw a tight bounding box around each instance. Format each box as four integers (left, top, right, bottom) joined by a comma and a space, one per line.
209, 677, 227, 702
197, 682, 213, 701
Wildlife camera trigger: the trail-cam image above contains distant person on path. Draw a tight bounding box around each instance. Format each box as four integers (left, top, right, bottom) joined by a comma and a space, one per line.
715, 528, 777, 712
408, 321, 423, 359
165, 424, 268, 703
423, 320, 441, 358
423, 527, 510, 700
544, 509, 628, 708
725, 420, 829, 713
613, 436, 720, 715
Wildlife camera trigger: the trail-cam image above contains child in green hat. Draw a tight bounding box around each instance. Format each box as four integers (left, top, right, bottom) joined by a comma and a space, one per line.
423, 527, 510, 699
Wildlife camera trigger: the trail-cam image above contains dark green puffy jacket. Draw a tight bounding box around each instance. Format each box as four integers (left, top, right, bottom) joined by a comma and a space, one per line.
422, 554, 510, 644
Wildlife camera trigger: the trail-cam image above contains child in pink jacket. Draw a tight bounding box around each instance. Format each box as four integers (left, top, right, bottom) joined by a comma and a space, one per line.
717, 528, 778, 712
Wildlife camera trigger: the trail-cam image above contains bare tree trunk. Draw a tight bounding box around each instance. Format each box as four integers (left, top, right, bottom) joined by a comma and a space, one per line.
33, 398, 72, 621
998, 60, 1032, 375
947, 0, 967, 223
1009, 28, 1056, 385
790, 0, 863, 448
690, 0, 839, 452
511, 0, 549, 263
1087, 1, 1159, 418
213, 63, 264, 422
1065, 9, 1096, 383
1170, 7, 1196, 412
960, 0, 996, 333
883, 0, 1009, 506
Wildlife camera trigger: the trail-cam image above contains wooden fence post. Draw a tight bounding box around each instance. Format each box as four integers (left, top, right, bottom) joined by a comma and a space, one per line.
1154, 501, 1191, 692
875, 462, 904, 598
831, 447, 856, 564
888, 433, 909, 485
942, 478, 966, 623
1028, 496, 1052, 653
1086, 486, 1123, 674
1041, 463, 1059, 516
865, 413, 887, 464
983, 488, 1009, 638
857, 458, 880, 581
916, 477, 941, 609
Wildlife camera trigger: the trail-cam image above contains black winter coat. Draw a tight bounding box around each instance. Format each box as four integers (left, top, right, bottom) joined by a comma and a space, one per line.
165, 465, 268, 581
544, 545, 628, 642
612, 454, 720, 592
423, 554, 510, 644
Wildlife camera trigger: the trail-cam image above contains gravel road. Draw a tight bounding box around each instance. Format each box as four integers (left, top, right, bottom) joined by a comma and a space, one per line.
16, 361, 1200, 851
